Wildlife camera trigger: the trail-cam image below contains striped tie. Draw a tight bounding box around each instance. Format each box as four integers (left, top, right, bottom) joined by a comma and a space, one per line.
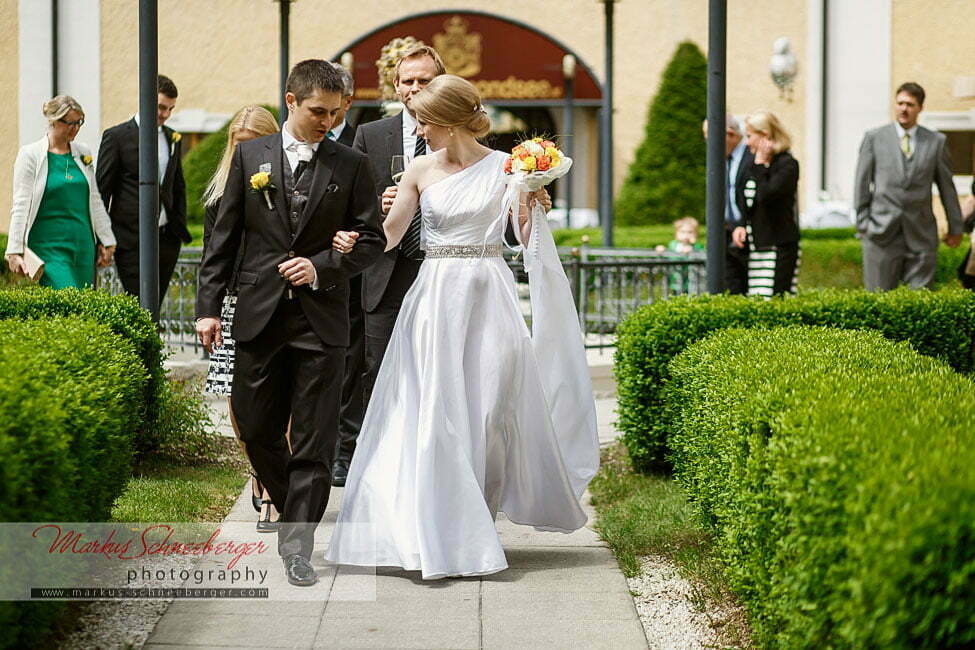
398, 132, 426, 260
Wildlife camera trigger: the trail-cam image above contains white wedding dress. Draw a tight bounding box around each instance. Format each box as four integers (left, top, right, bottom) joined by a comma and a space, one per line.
325, 150, 599, 579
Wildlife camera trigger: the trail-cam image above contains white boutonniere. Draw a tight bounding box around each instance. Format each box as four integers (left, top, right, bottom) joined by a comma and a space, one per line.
250, 163, 275, 209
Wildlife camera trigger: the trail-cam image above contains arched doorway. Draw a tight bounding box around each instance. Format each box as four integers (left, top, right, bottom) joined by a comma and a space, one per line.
334, 11, 602, 226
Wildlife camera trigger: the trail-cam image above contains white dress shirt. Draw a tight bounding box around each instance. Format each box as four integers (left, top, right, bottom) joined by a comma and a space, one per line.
133, 114, 170, 227
401, 109, 427, 163
281, 123, 320, 289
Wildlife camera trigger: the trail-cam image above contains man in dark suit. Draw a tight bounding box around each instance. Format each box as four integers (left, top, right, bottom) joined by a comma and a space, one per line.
352, 43, 446, 456
703, 114, 753, 294
327, 63, 365, 487
195, 60, 384, 586
96, 75, 192, 308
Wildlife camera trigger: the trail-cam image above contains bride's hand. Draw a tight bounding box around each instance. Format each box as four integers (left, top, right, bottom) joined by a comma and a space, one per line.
529, 189, 552, 213
332, 230, 359, 254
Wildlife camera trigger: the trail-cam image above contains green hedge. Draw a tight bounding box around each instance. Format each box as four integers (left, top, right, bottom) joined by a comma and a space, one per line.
666, 326, 975, 648
0, 317, 146, 649
0, 288, 165, 454
615, 288, 975, 471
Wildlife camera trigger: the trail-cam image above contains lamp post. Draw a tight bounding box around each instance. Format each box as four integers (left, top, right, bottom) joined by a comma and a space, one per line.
705, 0, 727, 294
562, 54, 576, 229
598, 0, 618, 247
138, 0, 160, 319
275, 0, 295, 125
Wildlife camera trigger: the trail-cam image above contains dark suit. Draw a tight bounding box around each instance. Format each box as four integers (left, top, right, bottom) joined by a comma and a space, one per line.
737, 150, 800, 295
331, 122, 367, 465
726, 146, 754, 294
96, 118, 191, 306
196, 132, 384, 559
352, 113, 425, 413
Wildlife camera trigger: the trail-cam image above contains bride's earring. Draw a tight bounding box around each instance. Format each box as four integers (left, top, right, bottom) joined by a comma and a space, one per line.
449, 128, 454, 137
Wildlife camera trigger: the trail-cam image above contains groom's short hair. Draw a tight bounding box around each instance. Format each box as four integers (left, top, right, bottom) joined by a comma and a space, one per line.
287, 59, 345, 104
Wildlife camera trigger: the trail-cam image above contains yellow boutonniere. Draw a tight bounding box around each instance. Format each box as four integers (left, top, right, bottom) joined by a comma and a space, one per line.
249, 171, 276, 209
81, 155, 93, 166
171, 131, 182, 143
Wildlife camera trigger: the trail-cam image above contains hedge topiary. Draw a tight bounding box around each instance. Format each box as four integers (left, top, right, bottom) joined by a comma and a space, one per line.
0, 317, 146, 650
0, 287, 165, 454
666, 326, 975, 648
615, 41, 707, 226
182, 104, 279, 225
614, 288, 975, 471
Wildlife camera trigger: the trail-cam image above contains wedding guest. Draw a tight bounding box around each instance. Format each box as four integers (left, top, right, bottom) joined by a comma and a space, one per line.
202, 105, 282, 532
97, 74, 191, 309
5, 95, 116, 287
654, 217, 704, 294
732, 110, 800, 297
702, 114, 753, 294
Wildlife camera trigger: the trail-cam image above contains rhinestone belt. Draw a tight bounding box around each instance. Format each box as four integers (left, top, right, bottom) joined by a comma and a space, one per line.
424, 244, 502, 258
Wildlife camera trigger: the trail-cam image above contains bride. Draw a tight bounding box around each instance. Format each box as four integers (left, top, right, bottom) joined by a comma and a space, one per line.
325, 75, 599, 579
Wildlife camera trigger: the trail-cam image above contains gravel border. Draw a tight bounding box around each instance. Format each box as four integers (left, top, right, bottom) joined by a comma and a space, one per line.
627, 555, 750, 649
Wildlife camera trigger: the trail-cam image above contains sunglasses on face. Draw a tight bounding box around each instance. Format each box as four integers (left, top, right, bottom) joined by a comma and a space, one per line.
59, 117, 84, 127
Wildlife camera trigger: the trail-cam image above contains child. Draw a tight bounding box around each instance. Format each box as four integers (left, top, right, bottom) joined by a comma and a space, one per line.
656, 217, 704, 293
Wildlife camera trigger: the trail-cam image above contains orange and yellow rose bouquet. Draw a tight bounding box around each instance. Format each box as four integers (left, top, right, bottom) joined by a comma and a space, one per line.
504, 137, 572, 191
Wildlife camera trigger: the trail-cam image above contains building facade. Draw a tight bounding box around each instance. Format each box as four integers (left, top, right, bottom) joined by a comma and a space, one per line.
3, 0, 974, 234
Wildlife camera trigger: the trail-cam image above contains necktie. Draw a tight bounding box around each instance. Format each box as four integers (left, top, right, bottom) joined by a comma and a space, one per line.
326, 131, 336, 140
901, 133, 912, 158
293, 142, 314, 181
399, 131, 427, 260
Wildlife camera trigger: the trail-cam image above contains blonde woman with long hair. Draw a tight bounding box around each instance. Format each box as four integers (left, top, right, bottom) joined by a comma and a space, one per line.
731, 110, 801, 296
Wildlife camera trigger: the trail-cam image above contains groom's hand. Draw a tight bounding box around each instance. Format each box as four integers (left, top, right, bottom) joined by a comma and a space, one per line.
278, 257, 317, 287
196, 317, 222, 354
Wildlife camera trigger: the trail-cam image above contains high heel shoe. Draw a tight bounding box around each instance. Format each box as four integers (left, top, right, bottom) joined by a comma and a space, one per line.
256, 501, 280, 533
250, 474, 262, 512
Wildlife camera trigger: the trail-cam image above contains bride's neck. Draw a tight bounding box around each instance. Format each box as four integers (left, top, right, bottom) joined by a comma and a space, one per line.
443, 138, 486, 167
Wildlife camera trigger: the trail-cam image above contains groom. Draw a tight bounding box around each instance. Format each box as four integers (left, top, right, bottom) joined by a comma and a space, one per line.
196, 60, 385, 586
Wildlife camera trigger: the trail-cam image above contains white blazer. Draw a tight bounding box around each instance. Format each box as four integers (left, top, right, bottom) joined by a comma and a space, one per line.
5, 135, 116, 256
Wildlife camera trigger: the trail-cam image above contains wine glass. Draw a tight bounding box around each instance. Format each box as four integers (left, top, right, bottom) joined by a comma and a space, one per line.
390, 155, 406, 185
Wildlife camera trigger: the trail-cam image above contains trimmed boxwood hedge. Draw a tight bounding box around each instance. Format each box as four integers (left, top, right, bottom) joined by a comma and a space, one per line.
0, 317, 147, 649
666, 326, 975, 648
615, 288, 975, 471
0, 287, 165, 454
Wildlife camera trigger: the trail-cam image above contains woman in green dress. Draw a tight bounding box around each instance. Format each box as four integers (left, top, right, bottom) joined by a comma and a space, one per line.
5, 95, 116, 288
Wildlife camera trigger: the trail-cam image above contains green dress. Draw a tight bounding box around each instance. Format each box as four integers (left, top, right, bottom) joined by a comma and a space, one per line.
28, 152, 97, 289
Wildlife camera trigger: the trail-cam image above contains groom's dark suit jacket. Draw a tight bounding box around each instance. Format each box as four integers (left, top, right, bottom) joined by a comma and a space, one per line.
352, 113, 405, 312
196, 132, 385, 345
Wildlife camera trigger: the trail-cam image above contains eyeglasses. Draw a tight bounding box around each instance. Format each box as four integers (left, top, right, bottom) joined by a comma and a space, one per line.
58, 117, 85, 127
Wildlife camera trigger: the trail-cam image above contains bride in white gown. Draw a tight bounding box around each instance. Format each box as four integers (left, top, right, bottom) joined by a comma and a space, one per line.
325, 75, 599, 579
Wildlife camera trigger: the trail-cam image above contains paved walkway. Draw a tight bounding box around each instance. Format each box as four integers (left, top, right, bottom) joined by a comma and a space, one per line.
149, 348, 648, 649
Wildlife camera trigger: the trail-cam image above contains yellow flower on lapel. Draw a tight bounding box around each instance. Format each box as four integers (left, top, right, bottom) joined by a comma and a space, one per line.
171, 131, 182, 143
81, 155, 93, 166
250, 171, 271, 191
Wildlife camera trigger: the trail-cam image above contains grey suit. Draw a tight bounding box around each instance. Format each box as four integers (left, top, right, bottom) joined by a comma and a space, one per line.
854, 123, 963, 290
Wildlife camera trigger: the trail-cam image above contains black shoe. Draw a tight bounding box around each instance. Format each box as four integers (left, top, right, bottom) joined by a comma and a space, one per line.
283, 554, 317, 587
249, 475, 262, 512
256, 502, 279, 533
331, 458, 350, 487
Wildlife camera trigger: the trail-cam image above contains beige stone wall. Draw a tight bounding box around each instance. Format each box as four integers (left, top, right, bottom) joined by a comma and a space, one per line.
0, 0, 18, 233
891, 0, 975, 113
2, 0, 815, 233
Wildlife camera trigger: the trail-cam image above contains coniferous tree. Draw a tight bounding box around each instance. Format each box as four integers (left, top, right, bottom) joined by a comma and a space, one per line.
615, 41, 708, 226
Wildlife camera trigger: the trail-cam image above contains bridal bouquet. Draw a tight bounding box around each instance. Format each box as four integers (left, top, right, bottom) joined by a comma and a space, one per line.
504, 137, 573, 191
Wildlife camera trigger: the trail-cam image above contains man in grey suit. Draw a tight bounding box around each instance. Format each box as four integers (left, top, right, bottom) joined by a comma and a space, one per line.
854, 81, 963, 290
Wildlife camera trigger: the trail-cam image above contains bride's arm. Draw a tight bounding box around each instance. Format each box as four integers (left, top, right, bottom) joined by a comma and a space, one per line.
383, 165, 421, 252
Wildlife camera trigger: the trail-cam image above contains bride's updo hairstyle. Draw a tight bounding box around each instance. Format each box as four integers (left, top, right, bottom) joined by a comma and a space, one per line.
411, 75, 491, 139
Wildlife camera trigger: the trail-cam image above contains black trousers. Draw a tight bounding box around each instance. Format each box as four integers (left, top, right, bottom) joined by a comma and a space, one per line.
335, 273, 366, 463
725, 230, 749, 295
232, 298, 344, 559
114, 226, 182, 309
362, 255, 423, 409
